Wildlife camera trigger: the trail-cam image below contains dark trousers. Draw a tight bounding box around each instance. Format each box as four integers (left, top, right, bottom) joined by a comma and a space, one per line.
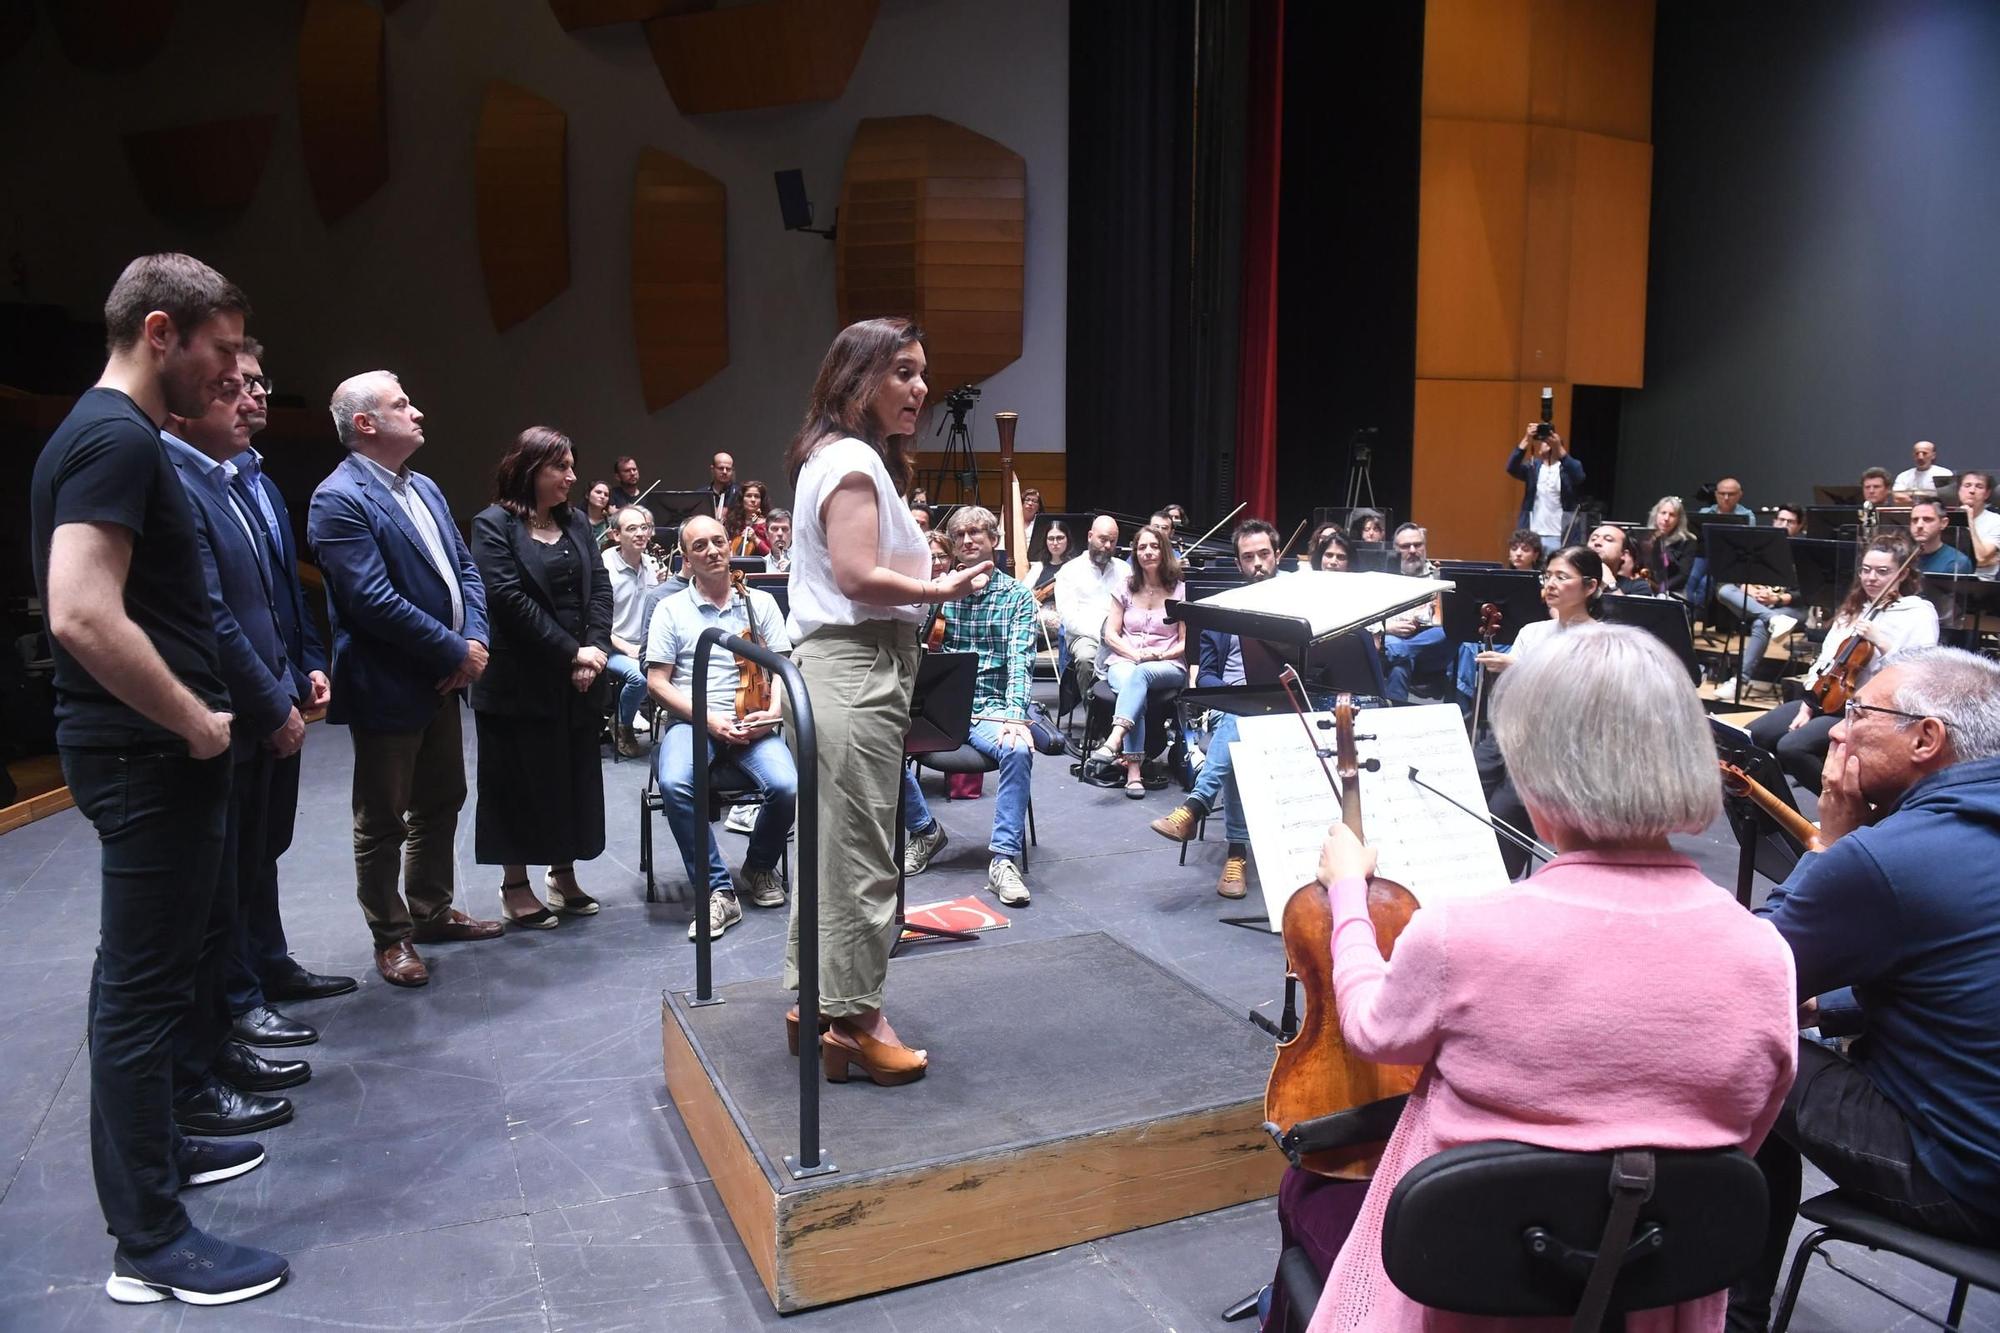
1748, 701, 1839, 794
1726, 1039, 2000, 1331
64, 745, 231, 1250
226, 748, 301, 1007
350, 699, 466, 948
1263, 1166, 1369, 1332
1475, 729, 1534, 879
221, 747, 276, 1017
178, 748, 269, 1092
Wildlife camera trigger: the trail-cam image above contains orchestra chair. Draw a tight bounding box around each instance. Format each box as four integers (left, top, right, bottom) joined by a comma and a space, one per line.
1272, 1131, 1766, 1333
909, 746, 1037, 865
1769, 1192, 2000, 1333
637, 755, 789, 905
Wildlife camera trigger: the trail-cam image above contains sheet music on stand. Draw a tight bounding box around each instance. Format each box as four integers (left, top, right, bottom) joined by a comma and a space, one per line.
1230, 703, 1511, 932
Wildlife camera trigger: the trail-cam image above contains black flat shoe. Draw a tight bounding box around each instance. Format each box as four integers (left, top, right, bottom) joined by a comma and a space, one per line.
173, 1080, 293, 1137
501, 880, 560, 930
230, 1004, 317, 1048
263, 968, 359, 1003
215, 1041, 310, 1092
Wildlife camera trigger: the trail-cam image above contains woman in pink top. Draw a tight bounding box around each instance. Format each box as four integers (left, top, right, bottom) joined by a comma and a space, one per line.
1091, 525, 1187, 797
1306, 623, 1798, 1333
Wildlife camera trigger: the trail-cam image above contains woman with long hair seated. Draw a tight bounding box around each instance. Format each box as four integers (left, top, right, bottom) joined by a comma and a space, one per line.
1648, 496, 1697, 596
1307, 523, 1352, 572
727, 479, 772, 557
1304, 623, 1798, 1333
1091, 524, 1187, 797
1748, 532, 1936, 793
1348, 508, 1386, 547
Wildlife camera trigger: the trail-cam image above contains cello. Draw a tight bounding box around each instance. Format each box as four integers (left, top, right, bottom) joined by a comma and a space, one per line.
1465, 602, 1503, 740
1263, 668, 1422, 1178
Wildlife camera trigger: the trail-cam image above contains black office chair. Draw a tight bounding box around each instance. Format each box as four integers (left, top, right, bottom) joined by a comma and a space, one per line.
637, 755, 789, 905
1771, 1190, 2000, 1332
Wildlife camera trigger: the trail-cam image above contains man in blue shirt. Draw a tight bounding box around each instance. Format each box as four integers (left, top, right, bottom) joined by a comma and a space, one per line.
1909, 497, 1974, 576
1728, 647, 2000, 1330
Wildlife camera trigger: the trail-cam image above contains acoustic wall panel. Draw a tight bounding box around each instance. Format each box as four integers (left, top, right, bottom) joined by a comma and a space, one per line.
836, 115, 1025, 394
50, 0, 175, 72
121, 115, 276, 225
643, 0, 877, 115
549, 0, 710, 31
297, 0, 387, 223
631, 148, 727, 411
474, 81, 570, 332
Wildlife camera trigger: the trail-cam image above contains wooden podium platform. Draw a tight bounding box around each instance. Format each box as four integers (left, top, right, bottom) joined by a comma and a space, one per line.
660, 931, 1284, 1312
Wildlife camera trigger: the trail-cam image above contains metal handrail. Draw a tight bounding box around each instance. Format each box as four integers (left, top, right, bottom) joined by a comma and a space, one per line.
689, 627, 832, 1178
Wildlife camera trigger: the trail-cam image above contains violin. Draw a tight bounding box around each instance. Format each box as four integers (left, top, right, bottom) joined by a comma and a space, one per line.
1466, 602, 1503, 739
1808, 545, 1921, 716
924, 601, 948, 652
1719, 760, 1823, 854
1263, 669, 1422, 1179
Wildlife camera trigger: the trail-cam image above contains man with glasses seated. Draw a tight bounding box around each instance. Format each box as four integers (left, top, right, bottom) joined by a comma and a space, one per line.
1376, 523, 1447, 702
1728, 648, 2000, 1330
602, 505, 663, 757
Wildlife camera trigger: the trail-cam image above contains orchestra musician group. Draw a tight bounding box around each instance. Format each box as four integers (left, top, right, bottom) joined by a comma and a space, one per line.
28, 252, 2000, 1325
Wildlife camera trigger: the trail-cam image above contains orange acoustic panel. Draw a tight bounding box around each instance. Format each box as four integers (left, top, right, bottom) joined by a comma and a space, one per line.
1564, 130, 1652, 387
643, 0, 877, 115
1415, 119, 1529, 383
631, 148, 728, 411
50, 0, 175, 72
121, 115, 277, 225
1414, 381, 1573, 560
474, 82, 570, 332
836, 115, 1025, 394
297, 0, 387, 223
549, 0, 711, 30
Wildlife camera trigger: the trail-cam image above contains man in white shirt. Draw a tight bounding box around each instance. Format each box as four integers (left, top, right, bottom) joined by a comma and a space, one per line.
602, 505, 661, 756
1959, 471, 2000, 581
1053, 515, 1130, 693
1892, 440, 1953, 502
763, 508, 793, 574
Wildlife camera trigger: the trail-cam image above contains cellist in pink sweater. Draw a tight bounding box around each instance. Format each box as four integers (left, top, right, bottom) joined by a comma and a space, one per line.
1306, 624, 1798, 1333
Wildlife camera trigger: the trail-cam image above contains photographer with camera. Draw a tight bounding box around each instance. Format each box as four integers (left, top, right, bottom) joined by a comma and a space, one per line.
1506, 414, 1583, 554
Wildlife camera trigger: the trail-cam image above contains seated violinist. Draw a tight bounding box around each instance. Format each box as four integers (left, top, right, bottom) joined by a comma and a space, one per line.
1504, 527, 1544, 571
1586, 522, 1655, 595
1748, 533, 1937, 794
1287, 624, 1796, 1333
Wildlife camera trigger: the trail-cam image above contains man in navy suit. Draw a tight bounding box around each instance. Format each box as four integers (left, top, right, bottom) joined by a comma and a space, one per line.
309, 371, 498, 987
163, 379, 310, 1138
229, 341, 357, 1010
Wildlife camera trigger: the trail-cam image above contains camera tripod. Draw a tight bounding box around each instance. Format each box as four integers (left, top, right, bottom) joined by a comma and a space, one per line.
929, 398, 981, 505
1344, 428, 1380, 510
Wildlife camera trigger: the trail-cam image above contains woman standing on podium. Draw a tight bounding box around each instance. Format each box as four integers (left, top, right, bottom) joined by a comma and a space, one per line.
781, 318, 988, 1087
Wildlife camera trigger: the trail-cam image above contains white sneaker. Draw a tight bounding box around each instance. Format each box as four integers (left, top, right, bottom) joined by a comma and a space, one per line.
987, 856, 1030, 907
687, 890, 743, 941
723, 802, 758, 834
741, 866, 786, 909
1711, 676, 1740, 698
903, 821, 948, 876
631, 711, 651, 733
1768, 613, 1800, 641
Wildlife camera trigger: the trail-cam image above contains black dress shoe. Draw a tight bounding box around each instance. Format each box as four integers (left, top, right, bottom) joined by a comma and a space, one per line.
215, 1041, 310, 1092
263, 967, 359, 1003
230, 1004, 318, 1048
173, 1079, 293, 1137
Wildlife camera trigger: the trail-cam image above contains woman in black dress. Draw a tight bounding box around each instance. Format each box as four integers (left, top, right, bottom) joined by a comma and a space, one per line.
470, 427, 614, 928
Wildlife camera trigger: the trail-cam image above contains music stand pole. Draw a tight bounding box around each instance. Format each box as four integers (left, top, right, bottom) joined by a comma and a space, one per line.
891, 648, 982, 954
890, 765, 979, 954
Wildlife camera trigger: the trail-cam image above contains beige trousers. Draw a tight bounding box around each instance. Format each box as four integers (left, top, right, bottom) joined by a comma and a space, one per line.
783, 620, 919, 1017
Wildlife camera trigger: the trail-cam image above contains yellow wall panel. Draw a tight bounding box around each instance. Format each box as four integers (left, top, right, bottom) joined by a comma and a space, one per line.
1565, 132, 1652, 388
1416, 120, 1530, 381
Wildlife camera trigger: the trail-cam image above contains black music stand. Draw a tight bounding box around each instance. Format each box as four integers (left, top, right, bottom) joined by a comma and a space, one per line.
1788, 538, 1855, 619
1597, 594, 1702, 684
1350, 542, 1396, 574
1710, 717, 1808, 908
1704, 525, 1797, 705
893, 651, 980, 953
1440, 570, 1544, 648
646, 487, 716, 523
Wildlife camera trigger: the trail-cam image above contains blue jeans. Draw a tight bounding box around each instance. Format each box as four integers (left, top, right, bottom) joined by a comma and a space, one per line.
901, 720, 1034, 859
1380, 625, 1449, 702
1715, 584, 1784, 677
1105, 658, 1185, 757
1191, 710, 1248, 843
655, 721, 797, 892
605, 652, 647, 727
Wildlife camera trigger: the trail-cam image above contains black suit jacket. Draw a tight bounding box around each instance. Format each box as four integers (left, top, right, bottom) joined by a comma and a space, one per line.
468, 504, 613, 720
232, 465, 328, 700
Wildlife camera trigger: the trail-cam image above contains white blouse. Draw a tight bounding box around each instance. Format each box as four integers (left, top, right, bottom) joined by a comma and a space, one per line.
785, 437, 930, 641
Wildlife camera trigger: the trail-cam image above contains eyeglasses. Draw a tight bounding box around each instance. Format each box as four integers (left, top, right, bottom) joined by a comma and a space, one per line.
242, 374, 273, 395
1844, 700, 1937, 728
1538, 572, 1580, 586
1395, 541, 1425, 552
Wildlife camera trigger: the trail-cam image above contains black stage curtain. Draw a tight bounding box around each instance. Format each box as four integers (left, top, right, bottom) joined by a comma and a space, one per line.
1067, 0, 1248, 532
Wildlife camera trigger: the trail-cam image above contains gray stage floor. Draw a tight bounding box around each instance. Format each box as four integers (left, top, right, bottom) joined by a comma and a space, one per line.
0, 701, 1991, 1331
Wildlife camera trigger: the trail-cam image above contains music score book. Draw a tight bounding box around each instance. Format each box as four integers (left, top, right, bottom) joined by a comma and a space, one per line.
1230, 702, 1512, 932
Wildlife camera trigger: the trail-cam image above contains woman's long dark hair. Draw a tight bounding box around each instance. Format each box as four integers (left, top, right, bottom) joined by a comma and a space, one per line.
785, 318, 924, 494
1309, 525, 1351, 570
726, 479, 768, 537
1837, 533, 1920, 622
1127, 525, 1185, 593
494, 426, 574, 520
1547, 544, 1607, 619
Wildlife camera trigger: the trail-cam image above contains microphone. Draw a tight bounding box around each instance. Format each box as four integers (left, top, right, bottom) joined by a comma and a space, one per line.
1405, 765, 1554, 864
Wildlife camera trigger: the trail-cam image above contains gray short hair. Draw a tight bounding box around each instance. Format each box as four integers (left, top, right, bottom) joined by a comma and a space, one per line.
947, 505, 999, 542
1491, 623, 1719, 842
1882, 647, 2000, 761
765, 507, 791, 525
329, 371, 396, 448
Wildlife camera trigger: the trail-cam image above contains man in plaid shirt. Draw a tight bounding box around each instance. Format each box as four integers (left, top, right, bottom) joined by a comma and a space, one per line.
901, 505, 1039, 906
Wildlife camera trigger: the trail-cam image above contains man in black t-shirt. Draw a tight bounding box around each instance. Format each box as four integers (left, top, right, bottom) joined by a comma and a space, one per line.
30, 254, 288, 1307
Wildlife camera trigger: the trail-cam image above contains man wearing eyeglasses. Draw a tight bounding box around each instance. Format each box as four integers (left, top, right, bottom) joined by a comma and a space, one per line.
1727, 647, 2000, 1330
603, 504, 663, 756
1377, 523, 1446, 702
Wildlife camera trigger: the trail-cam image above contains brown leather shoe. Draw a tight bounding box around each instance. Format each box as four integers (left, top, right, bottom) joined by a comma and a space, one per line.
410, 908, 504, 944
1150, 804, 1202, 843
1216, 854, 1249, 899
375, 941, 429, 987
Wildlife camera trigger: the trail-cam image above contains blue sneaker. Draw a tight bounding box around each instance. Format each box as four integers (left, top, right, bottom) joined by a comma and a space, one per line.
106, 1224, 288, 1305
178, 1138, 266, 1188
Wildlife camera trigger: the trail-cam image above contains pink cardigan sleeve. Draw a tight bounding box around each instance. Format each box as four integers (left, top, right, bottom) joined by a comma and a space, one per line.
1328, 876, 1446, 1066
